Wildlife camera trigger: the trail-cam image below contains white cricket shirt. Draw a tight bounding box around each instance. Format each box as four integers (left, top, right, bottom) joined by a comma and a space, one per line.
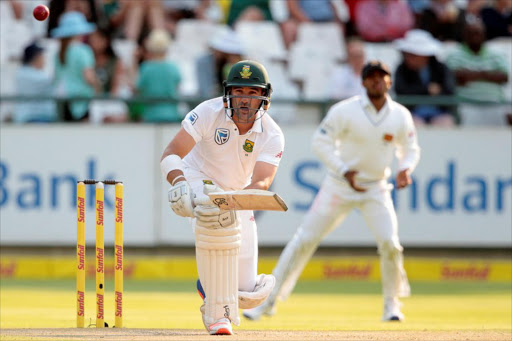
181, 97, 285, 190
312, 93, 420, 183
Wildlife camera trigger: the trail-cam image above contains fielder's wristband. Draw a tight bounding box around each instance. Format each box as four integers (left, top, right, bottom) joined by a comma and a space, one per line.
160, 154, 184, 179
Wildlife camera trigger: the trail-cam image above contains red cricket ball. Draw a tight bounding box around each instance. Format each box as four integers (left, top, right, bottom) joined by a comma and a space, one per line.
33, 5, 50, 21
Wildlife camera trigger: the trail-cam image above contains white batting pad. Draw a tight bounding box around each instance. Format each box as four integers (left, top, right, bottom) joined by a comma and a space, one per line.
207, 189, 288, 211
195, 224, 241, 327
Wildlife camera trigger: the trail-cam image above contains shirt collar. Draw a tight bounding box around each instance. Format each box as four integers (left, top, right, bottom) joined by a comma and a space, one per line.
360, 92, 392, 112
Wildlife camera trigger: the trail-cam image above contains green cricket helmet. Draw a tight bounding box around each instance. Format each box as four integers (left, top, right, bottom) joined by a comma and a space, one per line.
223, 60, 272, 122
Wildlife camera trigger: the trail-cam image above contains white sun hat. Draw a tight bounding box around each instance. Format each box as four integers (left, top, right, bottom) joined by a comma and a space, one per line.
209, 27, 244, 55
394, 29, 442, 56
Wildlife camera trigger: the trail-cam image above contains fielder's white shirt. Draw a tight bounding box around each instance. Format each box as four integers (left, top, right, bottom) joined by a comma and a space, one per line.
181, 97, 285, 190
312, 93, 420, 184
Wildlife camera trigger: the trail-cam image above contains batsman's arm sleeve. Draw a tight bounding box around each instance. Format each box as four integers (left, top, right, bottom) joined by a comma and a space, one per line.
311, 108, 348, 176
396, 108, 421, 173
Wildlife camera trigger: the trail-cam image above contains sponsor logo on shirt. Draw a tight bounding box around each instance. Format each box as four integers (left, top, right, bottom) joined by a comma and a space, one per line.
202, 180, 214, 185
187, 111, 198, 125
275, 151, 282, 158
243, 139, 254, 153
215, 128, 230, 145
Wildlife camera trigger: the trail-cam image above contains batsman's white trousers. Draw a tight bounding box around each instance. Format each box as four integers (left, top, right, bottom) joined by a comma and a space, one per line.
274, 175, 410, 302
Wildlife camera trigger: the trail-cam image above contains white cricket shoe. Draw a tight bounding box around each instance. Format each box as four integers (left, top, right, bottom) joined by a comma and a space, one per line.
382, 297, 404, 321
208, 318, 233, 335
242, 299, 276, 321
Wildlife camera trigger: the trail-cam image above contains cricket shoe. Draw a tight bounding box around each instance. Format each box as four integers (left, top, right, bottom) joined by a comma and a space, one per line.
242, 299, 276, 321
382, 297, 404, 321
208, 318, 233, 335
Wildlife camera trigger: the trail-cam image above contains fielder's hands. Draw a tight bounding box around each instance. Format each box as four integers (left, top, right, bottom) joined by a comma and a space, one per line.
395, 169, 412, 189
344, 170, 367, 192
168, 180, 195, 217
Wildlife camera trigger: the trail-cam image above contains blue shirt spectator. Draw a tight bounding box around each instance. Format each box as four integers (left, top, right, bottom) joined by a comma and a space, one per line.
14, 42, 56, 123
297, 0, 335, 22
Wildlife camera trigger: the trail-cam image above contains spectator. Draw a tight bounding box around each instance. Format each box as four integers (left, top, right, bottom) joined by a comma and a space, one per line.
465, 0, 487, 20
51, 11, 100, 122
394, 29, 456, 127
406, 0, 431, 25
328, 38, 366, 100
480, 0, 512, 40
445, 18, 510, 125
196, 27, 244, 98
89, 27, 129, 123
227, 0, 273, 27
134, 29, 181, 122
281, 0, 349, 49
419, 0, 466, 41
47, 0, 98, 38
102, 0, 165, 42
14, 42, 56, 123
355, 0, 414, 42
89, 28, 124, 96
163, 0, 211, 36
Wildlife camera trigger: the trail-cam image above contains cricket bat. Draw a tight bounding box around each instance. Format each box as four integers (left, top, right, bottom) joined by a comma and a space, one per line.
205, 189, 288, 211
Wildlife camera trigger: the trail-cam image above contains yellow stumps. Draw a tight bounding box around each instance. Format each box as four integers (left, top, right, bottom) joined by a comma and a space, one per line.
76, 179, 123, 328
114, 183, 124, 328
95, 182, 105, 328
76, 182, 86, 328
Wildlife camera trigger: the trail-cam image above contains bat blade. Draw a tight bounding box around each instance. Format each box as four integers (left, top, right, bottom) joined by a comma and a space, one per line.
208, 189, 288, 211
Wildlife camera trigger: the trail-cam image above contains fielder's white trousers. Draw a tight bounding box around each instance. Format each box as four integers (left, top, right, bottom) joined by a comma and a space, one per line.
274, 175, 410, 302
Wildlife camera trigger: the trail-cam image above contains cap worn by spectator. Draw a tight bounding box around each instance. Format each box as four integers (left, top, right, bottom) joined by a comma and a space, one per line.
394, 29, 441, 57
145, 29, 172, 54
23, 42, 45, 64
50, 11, 96, 38
362, 61, 391, 79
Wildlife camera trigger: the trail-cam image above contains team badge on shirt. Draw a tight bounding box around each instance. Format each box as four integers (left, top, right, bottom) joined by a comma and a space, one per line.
383, 133, 394, 142
215, 128, 230, 145
243, 139, 254, 152
187, 111, 198, 125
240, 65, 252, 79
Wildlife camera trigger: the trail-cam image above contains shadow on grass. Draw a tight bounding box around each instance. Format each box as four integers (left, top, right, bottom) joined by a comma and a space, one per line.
1, 279, 510, 295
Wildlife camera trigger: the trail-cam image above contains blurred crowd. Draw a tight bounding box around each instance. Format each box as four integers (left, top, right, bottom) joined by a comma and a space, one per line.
0, 0, 511, 126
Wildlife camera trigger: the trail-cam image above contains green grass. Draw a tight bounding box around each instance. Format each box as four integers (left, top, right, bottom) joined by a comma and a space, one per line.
0, 279, 511, 330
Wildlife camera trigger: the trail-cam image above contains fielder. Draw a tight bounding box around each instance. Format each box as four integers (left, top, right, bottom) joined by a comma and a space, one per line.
160, 60, 284, 335
244, 60, 420, 322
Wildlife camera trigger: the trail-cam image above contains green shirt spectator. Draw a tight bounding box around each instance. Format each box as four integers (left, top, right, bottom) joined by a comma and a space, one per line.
445, 44, 509, 102
445, 19, 510, 125
136, 29, 182, 122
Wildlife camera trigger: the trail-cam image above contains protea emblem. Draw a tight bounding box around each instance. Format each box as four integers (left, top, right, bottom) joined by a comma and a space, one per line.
243, 139, 254, 152
240, 65, 252, 79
